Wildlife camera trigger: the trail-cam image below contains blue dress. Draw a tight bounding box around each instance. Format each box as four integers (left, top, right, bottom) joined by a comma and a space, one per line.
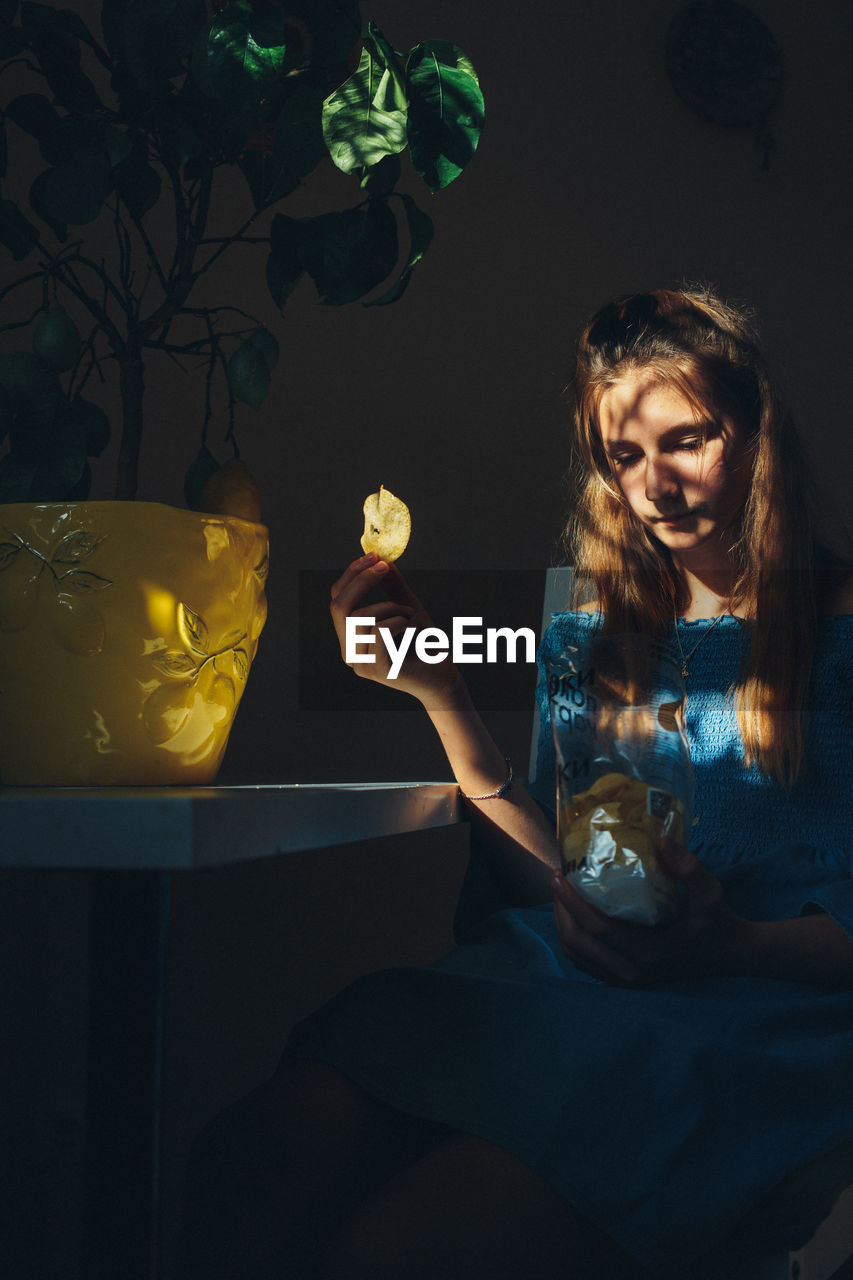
285, 612, 853, 1271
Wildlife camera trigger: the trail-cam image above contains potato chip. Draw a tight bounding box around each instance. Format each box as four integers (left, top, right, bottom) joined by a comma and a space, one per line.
360, 485, 411, 562
560, 773, 666, 873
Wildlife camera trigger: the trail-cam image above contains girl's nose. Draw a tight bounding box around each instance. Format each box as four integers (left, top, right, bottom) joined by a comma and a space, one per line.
644, 458, 680, 502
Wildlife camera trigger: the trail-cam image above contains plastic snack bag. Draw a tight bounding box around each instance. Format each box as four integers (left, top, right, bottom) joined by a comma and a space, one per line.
546, 631, 695, 925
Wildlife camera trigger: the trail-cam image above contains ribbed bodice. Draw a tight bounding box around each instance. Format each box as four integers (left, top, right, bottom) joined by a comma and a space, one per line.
532, 611, 853, 865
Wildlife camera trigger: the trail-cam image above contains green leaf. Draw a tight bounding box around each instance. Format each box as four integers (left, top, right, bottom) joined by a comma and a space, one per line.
40, 114, 100, 166
0, 453, 38, 504
5, 93, 62, 154
66, 459, 92, 500
244, 326, 279, 373
322, 41, 408, 176
104, 125, 134, 168
0, 350, 51, 405
237, 77, 328, 206
205, 0, 288, 119
362, 22, 408, 113
10, 392, 87, 501
238, 148, 300, 211
303, 200, 399, 306
67, 396, 110, 457
365, 194, 434, 307
359, 151, 400, 198
227, 340, 271, 410
124, 0, 207, 90
0, 198, 39, 260
0, 27, 27, 56
153, 99, 205, 168
29, 151, 113, 226
33, 304, 81, 371
239, 0, 289, 51
269, 79, 327, 182
28, 22, 103, 114
51, 9, 112, 69
28, 169, 68, 240
113, 143, 162, 217
293, 0, 360, 66
266, 212, 305, 309
99, 0, 127, 62
20, 1, 56, 24
406, 41, 484, 190
184, 444, 220, 511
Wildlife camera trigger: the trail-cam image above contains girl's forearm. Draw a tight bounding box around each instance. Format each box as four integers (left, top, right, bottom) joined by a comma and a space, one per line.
422, 670, 561, 905
727, 911, 853, 987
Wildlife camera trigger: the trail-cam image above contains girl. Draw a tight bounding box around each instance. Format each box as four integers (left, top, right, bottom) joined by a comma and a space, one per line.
178, 287, 853, 1280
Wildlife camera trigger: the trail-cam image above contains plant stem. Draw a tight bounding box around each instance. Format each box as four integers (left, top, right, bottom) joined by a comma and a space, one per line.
116, 354, 145, 501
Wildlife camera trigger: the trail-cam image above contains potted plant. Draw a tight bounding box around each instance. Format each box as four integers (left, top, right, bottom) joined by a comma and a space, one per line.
0, 0, 484, 784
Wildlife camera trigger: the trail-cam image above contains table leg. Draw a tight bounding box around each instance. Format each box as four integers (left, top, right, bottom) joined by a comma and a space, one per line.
80, 870, 171, 1280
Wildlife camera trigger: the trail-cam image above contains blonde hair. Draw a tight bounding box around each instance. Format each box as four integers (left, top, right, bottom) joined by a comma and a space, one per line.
564, 285, 845, 788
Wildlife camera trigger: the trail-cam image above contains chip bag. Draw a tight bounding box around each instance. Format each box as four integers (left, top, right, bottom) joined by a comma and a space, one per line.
546, 631, 694, 925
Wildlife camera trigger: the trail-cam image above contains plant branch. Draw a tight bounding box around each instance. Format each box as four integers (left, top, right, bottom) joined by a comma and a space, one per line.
183, 305, 260, 322
59, 251, 131, 320
69, 322, 109, 397
200, 235, 270, 245
202, 312, 217, 443
112, 200, 134, 309
198, 209, 262, 276
0, 304, 43, 333
158, 143, 192, 284
121, 197, 169, 294
0, 270, 46, 309
51, 258, 126, 357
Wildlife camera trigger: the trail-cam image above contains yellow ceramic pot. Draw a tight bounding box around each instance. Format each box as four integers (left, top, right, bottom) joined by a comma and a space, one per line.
0, 501, 268, 785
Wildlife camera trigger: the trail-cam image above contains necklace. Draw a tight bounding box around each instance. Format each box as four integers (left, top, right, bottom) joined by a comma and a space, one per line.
673, 608, 727, 682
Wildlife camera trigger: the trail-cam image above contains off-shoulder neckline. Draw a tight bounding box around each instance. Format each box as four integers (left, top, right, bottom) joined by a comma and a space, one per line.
552, 609, 853, 625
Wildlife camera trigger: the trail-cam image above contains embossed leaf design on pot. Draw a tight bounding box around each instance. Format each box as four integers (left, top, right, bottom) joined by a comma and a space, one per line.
143, 599, 251, 745
142, 680, 195, 744
177, 602, 210, 655
0, 524, 112, 650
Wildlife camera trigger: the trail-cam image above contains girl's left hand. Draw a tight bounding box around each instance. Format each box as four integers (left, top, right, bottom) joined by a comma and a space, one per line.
552, 838, 748, 986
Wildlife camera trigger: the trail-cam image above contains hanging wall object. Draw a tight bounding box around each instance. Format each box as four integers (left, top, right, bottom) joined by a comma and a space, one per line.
665, 0, 783, 168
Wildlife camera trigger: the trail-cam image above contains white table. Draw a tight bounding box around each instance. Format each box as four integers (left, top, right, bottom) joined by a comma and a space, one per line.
0, 783, 463, 1280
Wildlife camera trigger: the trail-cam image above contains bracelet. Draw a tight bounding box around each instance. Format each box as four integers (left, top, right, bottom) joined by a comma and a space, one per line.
460, 758, 514, 801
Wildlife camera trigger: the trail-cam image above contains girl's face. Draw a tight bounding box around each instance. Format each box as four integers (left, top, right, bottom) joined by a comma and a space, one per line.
596, 368, 755, 561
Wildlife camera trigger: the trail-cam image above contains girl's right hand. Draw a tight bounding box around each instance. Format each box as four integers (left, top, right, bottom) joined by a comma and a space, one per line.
329, 553, 460, 706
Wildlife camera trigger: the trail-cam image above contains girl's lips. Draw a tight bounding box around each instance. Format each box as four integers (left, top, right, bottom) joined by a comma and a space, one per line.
655, 511, 696, 526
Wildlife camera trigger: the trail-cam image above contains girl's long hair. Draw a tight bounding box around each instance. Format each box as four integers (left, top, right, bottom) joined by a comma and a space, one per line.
563, 285, 847, 788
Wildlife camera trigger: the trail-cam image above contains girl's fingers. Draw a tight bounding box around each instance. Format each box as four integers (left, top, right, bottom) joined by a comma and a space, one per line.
349, 601, 416, 622
330, 554, 388, 607
378, 561, 423, 610
553, 874, 616, 938
553, 897, 638, 984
